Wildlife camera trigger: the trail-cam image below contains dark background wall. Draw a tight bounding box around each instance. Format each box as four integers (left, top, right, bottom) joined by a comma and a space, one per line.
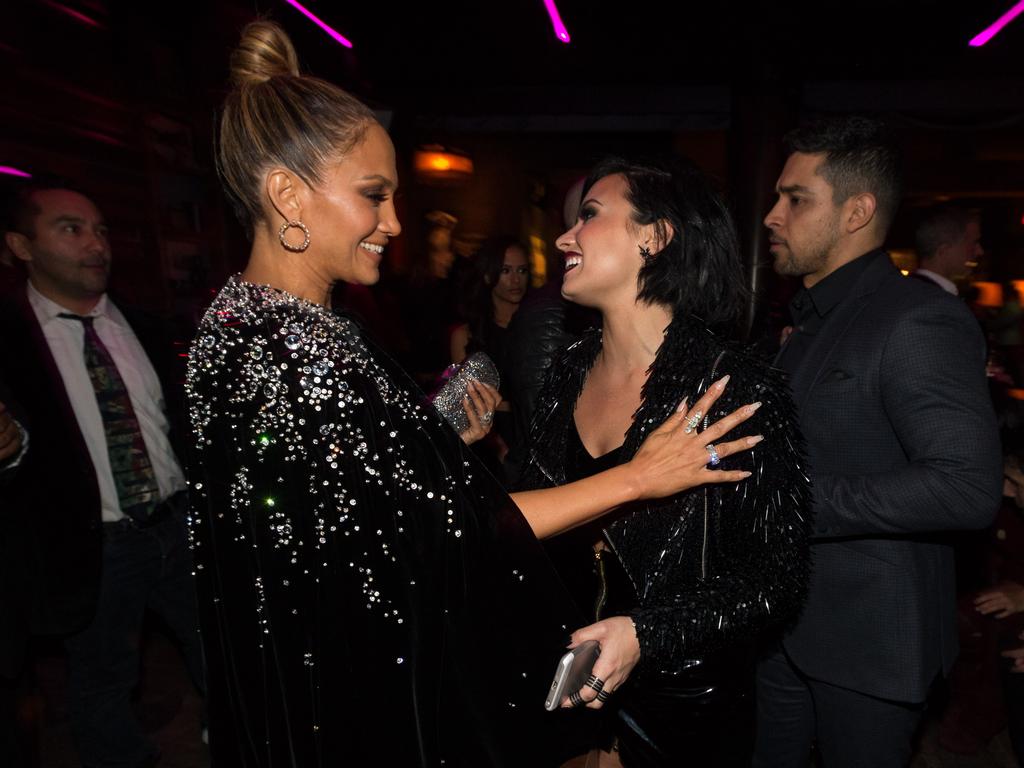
2, 0, 1022, 339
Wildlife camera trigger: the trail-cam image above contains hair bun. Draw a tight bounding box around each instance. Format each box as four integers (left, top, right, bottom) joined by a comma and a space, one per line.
229, 20, 300, 87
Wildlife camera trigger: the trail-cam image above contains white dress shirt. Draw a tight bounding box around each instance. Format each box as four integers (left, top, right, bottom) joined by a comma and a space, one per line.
27, 282, 186, 522
915, 269, 958, 296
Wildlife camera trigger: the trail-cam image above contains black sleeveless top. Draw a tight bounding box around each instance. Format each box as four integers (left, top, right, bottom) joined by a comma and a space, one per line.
542, 422, 635, 622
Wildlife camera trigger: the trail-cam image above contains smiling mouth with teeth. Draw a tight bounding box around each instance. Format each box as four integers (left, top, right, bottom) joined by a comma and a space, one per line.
360, 242, 384, 254
565, 254, 582, 272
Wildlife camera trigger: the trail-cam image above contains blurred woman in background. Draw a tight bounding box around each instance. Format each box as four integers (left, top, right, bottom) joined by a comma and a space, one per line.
450, 236, 530, 464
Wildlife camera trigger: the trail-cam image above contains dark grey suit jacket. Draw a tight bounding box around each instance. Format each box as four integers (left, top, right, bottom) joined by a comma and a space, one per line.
781, 250, 1002, 703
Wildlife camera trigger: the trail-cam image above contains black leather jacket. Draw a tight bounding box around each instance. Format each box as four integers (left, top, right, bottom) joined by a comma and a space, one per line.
502, 283, 596, 484
518, 315, 812, 674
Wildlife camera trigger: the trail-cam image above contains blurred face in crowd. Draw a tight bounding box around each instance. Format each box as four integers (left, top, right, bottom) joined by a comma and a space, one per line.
427, 225, 455, 279
935, 218, 983, 281
764, 152, 844, 287
300, 123, 401, 287
492, 245, 529, 306
556, 173, 652, 310
6, 189, 111, 312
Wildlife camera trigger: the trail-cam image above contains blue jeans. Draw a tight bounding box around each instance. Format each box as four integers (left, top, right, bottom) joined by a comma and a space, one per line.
65, 511, 204, 768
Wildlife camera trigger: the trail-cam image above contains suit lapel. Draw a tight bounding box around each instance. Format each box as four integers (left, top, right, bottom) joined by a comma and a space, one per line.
3, 287, 92, 466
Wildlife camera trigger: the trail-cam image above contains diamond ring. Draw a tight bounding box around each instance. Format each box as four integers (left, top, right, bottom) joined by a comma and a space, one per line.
684, 410, 703, 434
706, 444, 721, 466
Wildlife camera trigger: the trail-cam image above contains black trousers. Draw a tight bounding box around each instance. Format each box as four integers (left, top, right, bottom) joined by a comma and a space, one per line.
64, 512, 204, 768
752, 646, 925, 768
1004, 659, 1024, 766
0, 671, 33, 768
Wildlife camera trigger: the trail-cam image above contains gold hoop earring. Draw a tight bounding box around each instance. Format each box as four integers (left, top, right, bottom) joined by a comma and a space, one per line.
279, 220, 311, 253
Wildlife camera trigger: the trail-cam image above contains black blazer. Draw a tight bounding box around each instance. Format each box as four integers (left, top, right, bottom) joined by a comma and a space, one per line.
0, 371, 31, 676
0, 284, 186, 640
781, 251, 1002, 702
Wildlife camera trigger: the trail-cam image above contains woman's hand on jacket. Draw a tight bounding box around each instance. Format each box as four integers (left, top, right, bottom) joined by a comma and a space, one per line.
625, 375, 762, 501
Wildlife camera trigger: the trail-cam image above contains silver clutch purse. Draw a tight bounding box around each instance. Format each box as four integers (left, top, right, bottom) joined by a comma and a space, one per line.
430, 352, 500, 433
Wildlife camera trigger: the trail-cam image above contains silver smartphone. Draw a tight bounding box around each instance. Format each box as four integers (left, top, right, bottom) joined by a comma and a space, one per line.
543, 639, 601, 711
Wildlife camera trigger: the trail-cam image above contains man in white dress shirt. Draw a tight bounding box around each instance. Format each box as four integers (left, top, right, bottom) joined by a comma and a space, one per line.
913, 205, 984, 295
1, 181, 203, 768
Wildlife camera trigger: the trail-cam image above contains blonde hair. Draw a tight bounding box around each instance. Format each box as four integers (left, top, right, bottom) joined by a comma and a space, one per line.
218, 20, 377, 234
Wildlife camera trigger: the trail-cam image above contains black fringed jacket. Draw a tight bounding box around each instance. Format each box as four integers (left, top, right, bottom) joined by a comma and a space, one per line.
518, 316, 813, 673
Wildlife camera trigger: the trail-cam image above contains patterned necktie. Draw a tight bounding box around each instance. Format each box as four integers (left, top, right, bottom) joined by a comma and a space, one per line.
59, 313, 159, 522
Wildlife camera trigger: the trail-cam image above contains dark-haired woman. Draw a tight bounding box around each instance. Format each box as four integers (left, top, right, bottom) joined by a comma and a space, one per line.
518, 157, 812, 767
450, 236, 530, 366
187, 21, 765, 768
449, 236, 530, 464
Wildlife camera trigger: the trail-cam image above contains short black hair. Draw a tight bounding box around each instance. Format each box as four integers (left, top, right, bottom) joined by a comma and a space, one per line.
914, 204, 978, 260
581, 155, 746, 328
0, 174, 86, 239
784, 116, 903, 234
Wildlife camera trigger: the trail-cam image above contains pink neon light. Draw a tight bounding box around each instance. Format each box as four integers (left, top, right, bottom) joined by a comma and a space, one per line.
542, 0, 571, 43
283, 0, 353, 49
0, 166, 32, 178
40, 0, 103, 28
969, 0, 1024, 46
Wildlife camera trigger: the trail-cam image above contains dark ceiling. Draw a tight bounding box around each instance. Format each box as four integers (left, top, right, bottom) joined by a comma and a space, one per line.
1, 0, 1023, 311
2, 0, 1020, 141
242, 0, 1024, 116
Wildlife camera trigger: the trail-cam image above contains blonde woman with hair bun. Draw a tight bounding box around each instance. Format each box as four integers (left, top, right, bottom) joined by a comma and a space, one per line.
187, 20, 759, 766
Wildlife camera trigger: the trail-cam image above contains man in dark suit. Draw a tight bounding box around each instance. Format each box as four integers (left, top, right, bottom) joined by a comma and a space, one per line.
0, 180, 203, 768
0, 377, 31, 767
752, 117, 1003, 767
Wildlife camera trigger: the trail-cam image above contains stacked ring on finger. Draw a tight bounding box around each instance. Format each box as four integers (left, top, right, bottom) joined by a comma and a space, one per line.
705, 443, 721, 466
585, 674, 605, 693
569, 690, 585, 707
480, 411, 494, 425
596, 689, 611, 703
684, 410, 703, 434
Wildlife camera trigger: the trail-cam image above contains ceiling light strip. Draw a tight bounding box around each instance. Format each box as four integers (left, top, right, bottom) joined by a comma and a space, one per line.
542, 0, 571, 43
283, 0, 354, 49
969, 0, 1024, 46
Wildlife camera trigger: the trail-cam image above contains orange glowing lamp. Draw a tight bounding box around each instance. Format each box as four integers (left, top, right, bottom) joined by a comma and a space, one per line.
414, 149, 473, 178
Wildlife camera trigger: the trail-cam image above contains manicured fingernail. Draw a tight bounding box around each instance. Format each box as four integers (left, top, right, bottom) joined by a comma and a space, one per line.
740, 471, 752, 478
716, 374, 730, 391
676, 398, 688, 413
747, 435, 764, 445
746, 402, 762, 414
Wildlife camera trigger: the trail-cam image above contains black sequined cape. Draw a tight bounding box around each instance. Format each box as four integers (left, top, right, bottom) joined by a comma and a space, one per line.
518, 316, 812, 672
186, 277, 591, 767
